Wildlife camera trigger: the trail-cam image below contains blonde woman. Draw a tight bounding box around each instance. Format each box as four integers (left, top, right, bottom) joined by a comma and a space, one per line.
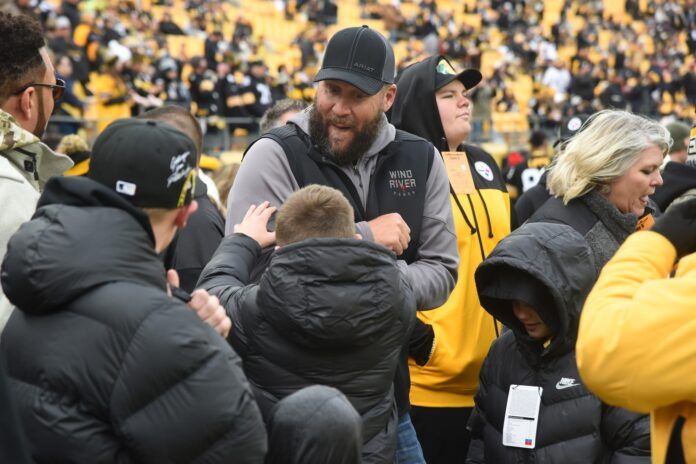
529, 110, 670, 272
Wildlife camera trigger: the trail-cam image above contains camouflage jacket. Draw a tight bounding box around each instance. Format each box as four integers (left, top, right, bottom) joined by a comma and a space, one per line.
0, 110, 72, 333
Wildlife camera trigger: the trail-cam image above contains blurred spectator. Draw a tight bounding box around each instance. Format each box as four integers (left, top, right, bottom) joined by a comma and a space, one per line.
58, 133, 91, 176
52, 54, 86, 134
515, 113, 591, 225
59, 0, 80, 30
92, 54, 132, 132
188, 57, 220, 118
259, 98, 307, 134
156, 60, 191, 109
503, 130, 552, 201
158, 12, 185, 35
652, 122, 696, 212
243, 60, 274, 119
469, 81, 495, 142
212, 162, 240, 214
542, 59, 571, 103
48, 16, 90, 90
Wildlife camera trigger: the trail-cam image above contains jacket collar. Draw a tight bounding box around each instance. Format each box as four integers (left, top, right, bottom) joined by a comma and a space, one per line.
580, 190, 637, 240
0, 110, 73, 190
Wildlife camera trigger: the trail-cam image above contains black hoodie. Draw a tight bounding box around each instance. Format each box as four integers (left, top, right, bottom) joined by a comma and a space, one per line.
390, 55, 513, 409
651, 161, 696, 212
0, 176, 267, 463
468, 223, 650, 463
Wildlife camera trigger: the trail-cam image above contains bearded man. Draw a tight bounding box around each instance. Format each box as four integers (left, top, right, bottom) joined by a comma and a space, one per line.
222, 25, 458, 463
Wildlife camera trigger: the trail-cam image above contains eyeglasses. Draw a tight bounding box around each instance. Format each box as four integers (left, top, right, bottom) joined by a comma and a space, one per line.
13, 78, 66, 102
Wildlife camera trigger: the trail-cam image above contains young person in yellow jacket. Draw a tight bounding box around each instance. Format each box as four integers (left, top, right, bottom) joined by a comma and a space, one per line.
577, 194, 696, 464
391, 55, 511, 463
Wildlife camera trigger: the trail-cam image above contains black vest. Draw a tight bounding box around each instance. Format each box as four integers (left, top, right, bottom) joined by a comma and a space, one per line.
247, 123, 435, 263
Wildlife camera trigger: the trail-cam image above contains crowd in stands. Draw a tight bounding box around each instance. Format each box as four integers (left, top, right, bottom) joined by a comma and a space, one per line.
0, 0, 692, 154
1, 3, 696, 462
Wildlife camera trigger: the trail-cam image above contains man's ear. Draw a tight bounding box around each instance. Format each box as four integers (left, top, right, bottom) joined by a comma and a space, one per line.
382, 84, 397, 112
19, 88, 35, 121
174, 200, 199, 228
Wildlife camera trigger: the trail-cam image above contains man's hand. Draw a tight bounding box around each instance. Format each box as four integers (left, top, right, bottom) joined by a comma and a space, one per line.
368, 213, 411, 255
167, 269, 232, 338
188, 290, 232, 338
233, 201, 277, 248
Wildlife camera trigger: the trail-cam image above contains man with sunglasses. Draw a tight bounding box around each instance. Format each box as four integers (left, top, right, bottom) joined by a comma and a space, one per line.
0, 12, 73, 333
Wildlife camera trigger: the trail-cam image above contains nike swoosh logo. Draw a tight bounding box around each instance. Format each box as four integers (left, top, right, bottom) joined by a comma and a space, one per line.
556, 381, 580, 390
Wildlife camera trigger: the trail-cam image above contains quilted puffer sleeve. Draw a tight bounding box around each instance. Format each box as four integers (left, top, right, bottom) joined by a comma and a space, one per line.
110, 299, 267, 463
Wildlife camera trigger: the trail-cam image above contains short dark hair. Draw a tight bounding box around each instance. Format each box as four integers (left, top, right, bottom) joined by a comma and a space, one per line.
259, 99, 308, 134
0, 13, 46, 104
138, 105, 203, 160
276, 185, 355, 246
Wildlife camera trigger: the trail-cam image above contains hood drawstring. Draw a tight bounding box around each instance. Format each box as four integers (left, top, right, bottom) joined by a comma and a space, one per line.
440, 138, 477, 235
450, 183, 477, 235
476, 188, 494, 239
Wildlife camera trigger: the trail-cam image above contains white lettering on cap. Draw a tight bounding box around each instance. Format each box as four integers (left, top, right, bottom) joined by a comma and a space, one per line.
116, 180, 137, 196
167, 151, 192, 188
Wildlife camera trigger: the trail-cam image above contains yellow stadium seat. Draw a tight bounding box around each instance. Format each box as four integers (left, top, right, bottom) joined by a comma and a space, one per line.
480, 50, 503, 79
603, 0, 625, 19
167, 36, 205, 59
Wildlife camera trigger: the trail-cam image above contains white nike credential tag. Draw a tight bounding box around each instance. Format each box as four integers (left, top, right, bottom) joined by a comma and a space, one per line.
503, 385, 542, 449
116, 180, 137, 196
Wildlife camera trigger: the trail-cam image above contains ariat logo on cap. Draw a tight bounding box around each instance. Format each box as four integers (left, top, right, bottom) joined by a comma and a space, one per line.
116, 180, 137, 196
353, 62, 375, 72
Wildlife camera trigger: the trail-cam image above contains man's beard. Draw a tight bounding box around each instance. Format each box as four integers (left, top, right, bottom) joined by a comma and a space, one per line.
308, 105, 383, 166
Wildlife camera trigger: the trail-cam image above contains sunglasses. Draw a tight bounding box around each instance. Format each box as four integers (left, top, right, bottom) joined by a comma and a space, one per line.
14, 78, 66, 102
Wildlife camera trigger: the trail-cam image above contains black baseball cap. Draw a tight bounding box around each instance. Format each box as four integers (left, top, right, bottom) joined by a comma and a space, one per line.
434, 56, 482, 91
558, 113, 590, 143
314, 25, 395, 96
89, 118, 198, 209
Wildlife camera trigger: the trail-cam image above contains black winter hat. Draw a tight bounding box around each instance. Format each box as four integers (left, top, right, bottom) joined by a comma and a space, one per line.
314, 25, 395, 96
89, 118, 198, 209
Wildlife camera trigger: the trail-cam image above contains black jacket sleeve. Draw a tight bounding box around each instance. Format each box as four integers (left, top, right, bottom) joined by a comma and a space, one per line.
466, 354, 492, 464
601, 404, 652, 463
110, 299, 267, 463
196, 233, 263, 353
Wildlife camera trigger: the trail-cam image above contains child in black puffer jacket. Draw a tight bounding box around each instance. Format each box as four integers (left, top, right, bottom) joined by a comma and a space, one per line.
468, 222, 651, 464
